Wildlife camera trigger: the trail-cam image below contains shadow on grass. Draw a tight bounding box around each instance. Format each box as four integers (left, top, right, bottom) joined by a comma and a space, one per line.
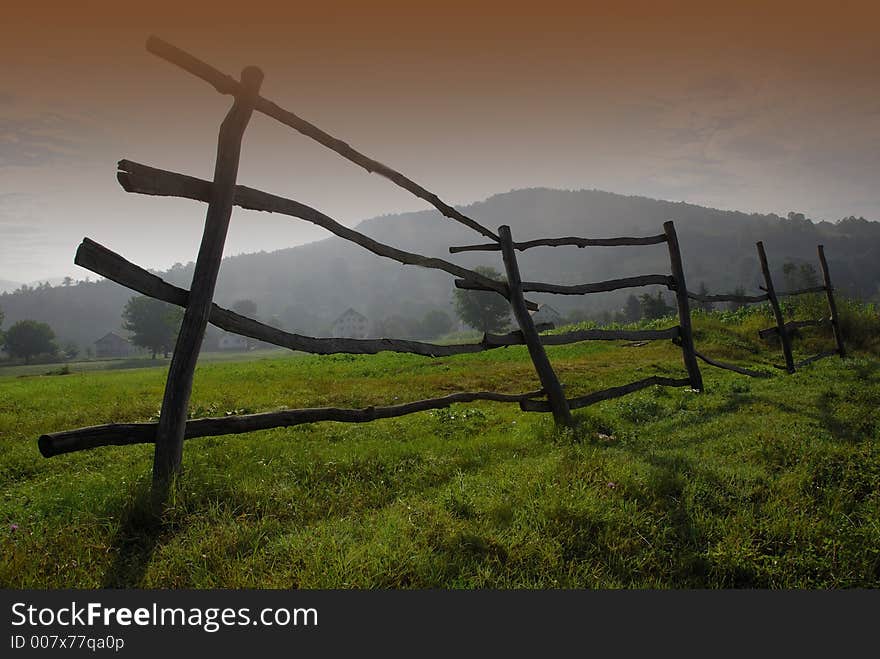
101, 481, 170, 588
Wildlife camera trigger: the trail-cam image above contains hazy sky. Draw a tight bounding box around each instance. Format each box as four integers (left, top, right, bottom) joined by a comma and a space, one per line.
2, 1, 879, 282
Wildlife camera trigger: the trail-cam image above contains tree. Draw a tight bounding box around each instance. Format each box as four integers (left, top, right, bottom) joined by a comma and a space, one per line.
231, 299, 258, 318
452, 266, 510, 333
696, 281, 714, 312
372, 314, 426, 338
639, 291, 673, 320
623, 294, 642, 322
0, 305, 4, 345
122, 296, 183, 359
4, 320, 58, 363
782, 261, 819, 291
231, 300, 258, 348
420, 310, 453, 338
728, 285, 747, 311
62, 341, 80, 360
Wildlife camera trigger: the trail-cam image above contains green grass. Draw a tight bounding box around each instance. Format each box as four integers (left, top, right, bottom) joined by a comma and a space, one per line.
0, 347, 292, 377
1, 313, 878, 588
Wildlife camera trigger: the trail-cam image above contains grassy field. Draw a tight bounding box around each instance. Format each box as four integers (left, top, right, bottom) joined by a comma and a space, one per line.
1, 308, 878, 588
0, 347, 291, 377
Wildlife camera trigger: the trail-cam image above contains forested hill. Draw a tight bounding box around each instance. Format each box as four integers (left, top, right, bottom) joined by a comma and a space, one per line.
2, 187, 879, 350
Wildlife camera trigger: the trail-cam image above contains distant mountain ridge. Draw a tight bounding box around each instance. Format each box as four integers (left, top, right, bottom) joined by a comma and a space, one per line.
2, 187, 878, 350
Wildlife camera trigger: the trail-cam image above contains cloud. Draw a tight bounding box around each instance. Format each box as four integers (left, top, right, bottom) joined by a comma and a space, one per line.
0, 223, 42, 236
0, 111, 93, 168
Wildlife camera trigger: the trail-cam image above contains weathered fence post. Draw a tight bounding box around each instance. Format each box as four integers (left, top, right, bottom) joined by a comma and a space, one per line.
756, 241, 795, 373
152, 66, 264, 485
498, 225, 572, 427
817, 244, 846, 359
663, 221, 703, 391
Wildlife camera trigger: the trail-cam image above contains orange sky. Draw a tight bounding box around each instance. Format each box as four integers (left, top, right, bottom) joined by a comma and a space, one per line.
2, 1, 879, 281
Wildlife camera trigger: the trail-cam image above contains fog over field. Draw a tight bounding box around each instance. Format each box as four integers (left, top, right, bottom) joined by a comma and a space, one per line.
2, 1, 879, 284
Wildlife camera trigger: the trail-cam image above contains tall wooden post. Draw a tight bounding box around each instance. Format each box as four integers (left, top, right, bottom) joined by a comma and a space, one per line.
152, 66, 264, 485
756, 241, 795, 373
663, 221, 703, 391
817, 244, 846, 359
498, 225, 572, 427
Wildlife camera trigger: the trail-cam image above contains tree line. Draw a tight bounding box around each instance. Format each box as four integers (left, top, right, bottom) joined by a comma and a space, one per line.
0, 254, 863, 365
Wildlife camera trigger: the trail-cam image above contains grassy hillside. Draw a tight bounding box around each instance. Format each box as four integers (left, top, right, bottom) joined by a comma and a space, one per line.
1, 310, 878, 588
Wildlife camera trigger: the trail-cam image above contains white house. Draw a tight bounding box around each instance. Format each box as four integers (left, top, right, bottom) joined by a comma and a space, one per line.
332, 308, 369, 339
530, 304, 563, 329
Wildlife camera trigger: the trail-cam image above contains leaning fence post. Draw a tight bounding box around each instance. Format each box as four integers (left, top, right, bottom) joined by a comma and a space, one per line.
498, 225, 572, 427
663, 221, 703, 391
756, 241, 795, 373
817, 245, 846, 359
152, 65, 264, 485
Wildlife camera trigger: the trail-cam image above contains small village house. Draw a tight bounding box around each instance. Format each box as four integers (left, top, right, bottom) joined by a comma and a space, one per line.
94, 332, 133, 359
218, 332, 249, 351
332, 308, 369, 339
530, 303, 563, 329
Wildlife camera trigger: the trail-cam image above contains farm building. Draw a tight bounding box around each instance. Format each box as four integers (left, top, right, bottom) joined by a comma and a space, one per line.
530, 303, 563, 328
218, 332, 249, 351
332, 308, 369, 339
94, 332, 133, 358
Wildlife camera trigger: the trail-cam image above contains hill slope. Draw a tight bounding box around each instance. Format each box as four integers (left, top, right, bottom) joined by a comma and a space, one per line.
2, 188, 879, 349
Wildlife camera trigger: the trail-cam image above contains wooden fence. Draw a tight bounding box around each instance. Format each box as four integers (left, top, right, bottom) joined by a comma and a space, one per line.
36, 37, 847, 485
687, 241, 846, 375
449, 220, 704, 427
755, 242, 846, 371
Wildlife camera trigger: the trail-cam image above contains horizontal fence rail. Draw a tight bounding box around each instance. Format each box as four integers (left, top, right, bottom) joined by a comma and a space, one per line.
687, 291, 770, 304
75, 239, 517, 357
455, 274, 675, 296
521, 376, 692, 412
78, 239, 664, 358
774, 285, 827, 298
116, 160, 523, 305
693, 349, 771, 378
794, 350, 840, 368
75, 241, 481, 356
145, 37, 499, 242
758, 318, 828, 339
39, 389, 547, 457
449, 234, 668, 253
498, 327, 681, 345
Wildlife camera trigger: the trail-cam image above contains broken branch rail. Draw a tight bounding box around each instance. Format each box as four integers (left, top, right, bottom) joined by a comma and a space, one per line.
116, 160, 519, 304
145, 36, 499, 242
